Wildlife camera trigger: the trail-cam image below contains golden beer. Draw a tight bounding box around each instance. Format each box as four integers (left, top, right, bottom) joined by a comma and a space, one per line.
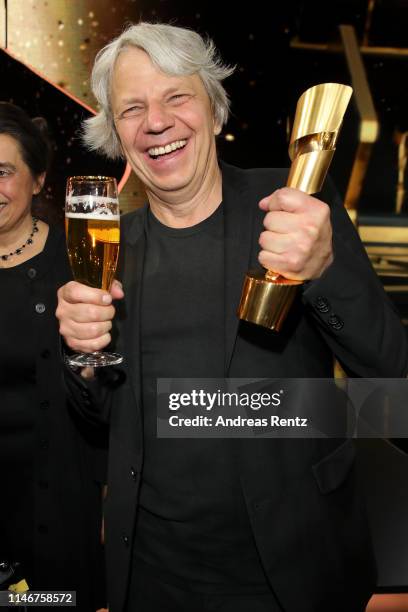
64, 176, 123, 367
65, 213, 120, 291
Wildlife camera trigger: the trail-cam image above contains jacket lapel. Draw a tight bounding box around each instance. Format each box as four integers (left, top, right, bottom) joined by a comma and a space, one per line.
119, 207, 147, 409
222, 162, 255, 372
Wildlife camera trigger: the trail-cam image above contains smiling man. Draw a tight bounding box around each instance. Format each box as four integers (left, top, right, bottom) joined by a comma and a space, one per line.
56, 22, 408, 612
111, 45, 222, 225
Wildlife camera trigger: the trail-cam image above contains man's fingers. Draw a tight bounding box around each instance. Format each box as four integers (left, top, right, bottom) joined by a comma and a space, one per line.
56, 301, 115, 326
262, 210, 299, 233
65, 333, 112, 354
58, 281, 112, 306
259, 231, 294, 254
259, 187, 314, 213
56, 279, 121, 352
258, 250, 304, 279
70, 304, 115, 325
110, 279, 124, 300
59, 319, 113, 342
259, 188, 302, 213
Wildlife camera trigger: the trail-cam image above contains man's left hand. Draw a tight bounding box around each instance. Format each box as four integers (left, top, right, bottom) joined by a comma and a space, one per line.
258, 187, 334, 281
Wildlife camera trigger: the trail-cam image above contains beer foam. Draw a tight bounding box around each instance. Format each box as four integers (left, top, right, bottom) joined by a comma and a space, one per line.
66, 195, 119, 218
67, 196, 118, 205
65, 212, 120, 220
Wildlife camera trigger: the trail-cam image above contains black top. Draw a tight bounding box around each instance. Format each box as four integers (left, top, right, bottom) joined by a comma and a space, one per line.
135, 205, 268, 593
0, 225, 106, 609
0, 247, 48, 578
0, 252, 39, 470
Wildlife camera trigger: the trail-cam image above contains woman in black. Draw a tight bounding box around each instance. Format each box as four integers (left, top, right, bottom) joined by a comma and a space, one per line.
0, 102, 106, 610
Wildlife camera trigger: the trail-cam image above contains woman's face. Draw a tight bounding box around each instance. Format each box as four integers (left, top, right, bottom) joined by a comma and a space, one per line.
0, 133, 44, 235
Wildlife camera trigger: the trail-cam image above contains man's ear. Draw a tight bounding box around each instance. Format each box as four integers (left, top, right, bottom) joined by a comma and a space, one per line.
33, 172, 46, 195
113, 122, 126, 159
213, 121, 222, 136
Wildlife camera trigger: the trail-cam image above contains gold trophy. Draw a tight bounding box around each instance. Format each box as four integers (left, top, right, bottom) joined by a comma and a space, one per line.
238, 83, 353, 331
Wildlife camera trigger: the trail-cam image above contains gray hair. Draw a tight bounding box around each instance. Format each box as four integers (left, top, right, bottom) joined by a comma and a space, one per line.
83, 22, 235, 159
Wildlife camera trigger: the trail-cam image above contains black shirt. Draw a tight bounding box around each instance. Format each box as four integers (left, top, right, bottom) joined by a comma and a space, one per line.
135, 204, 268, 593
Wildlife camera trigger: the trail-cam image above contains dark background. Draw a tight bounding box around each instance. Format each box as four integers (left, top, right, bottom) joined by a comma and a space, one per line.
1, 0, 407, 217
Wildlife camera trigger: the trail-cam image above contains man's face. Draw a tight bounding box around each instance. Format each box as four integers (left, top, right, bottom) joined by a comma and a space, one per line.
111, 47, 221, 200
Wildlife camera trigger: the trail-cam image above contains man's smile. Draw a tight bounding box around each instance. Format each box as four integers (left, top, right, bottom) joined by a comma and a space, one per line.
147, 139, 187, 160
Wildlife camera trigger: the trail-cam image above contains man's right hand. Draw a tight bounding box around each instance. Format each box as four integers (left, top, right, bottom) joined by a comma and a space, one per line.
56, 280, 124, 353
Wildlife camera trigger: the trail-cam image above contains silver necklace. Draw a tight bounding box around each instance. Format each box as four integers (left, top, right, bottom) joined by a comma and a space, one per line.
0, 217, 39, 261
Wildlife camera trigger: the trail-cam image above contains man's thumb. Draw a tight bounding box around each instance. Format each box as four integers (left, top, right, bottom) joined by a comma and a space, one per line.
110, 279, 124, 299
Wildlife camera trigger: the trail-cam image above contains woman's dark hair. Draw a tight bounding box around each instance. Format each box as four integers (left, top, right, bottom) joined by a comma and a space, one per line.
0, 102, 50, 177
0, 102, 58, 222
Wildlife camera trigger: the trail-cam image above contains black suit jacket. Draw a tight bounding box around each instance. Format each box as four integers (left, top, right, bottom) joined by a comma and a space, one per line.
67, 162, 408, 612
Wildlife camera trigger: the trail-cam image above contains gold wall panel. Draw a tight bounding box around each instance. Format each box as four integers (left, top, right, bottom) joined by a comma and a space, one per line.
4, 0, 146, 213
6, 0, 140, 104
339, 25, 379, 219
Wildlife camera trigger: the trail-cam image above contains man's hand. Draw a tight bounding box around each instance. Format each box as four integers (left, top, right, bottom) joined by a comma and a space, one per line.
258, 187, 334, 281
56, 280, 124, 353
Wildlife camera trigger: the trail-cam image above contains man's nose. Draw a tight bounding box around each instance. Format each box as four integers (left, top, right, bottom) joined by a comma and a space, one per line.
144, 102, 174, 133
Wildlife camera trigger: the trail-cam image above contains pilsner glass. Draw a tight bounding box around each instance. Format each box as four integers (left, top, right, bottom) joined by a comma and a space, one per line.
65, 176, 123, 367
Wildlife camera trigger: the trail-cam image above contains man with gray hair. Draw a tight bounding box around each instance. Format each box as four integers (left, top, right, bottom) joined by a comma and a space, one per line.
57, 22, 407, 612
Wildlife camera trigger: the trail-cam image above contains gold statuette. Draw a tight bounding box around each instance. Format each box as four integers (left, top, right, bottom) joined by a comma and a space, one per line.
238, 83, 353, 331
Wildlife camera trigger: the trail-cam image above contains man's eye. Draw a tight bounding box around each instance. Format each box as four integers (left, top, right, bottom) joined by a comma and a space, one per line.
169, 94, 188, 105
0, 170, 10, 178
121, 106, 143, 118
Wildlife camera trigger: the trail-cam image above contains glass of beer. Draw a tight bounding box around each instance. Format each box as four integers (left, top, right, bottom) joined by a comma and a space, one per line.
65, 175, 123, 367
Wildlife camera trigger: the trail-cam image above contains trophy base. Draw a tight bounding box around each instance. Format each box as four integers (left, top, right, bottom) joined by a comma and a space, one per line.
238, 269, 302, 331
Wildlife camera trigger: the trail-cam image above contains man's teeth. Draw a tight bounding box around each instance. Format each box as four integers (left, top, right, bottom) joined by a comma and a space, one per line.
148, 140, 187, 158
